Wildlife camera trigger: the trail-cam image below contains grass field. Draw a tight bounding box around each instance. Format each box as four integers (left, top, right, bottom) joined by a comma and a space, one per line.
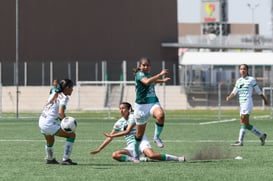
0, 109, 273, 181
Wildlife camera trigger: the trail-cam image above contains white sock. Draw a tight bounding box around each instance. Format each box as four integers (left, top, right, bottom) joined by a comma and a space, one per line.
45, 145, 54, 160
165, 154, 179, 161
251, 126, 263, 137
239, 128, 246, 143
63, 141, 74, 161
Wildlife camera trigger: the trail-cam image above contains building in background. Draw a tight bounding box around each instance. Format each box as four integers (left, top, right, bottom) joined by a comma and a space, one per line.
0, 0, 178, 85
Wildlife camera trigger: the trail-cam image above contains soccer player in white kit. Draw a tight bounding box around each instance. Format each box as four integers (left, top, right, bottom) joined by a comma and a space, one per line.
39, 79, 77, 165
226, 64, 268, 146
90, 102, 185, 162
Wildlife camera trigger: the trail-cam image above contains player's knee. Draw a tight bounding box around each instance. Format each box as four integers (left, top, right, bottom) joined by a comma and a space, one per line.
146, 153, 158, 159
68, 132, 76, 139
154, 111, 165, 121
112, 152, 119, 160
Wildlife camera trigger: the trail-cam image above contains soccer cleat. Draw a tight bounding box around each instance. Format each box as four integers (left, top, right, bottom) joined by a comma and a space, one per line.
178, 156, 186, 162
154, 137, 164, 148
260, 133, 267, 146
132, 157, 140, 163
46, 158, 59, 164
231, 141, 243, 146
139, 157, 149, 162
61, 159, 78, 165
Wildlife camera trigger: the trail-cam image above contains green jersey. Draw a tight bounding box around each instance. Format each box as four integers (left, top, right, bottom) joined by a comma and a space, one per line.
135, 70, 159, 104
113, 114, 136, 145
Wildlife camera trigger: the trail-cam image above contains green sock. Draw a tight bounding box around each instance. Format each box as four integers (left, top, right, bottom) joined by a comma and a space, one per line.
154, 123, 164, 139
121, 154, 133, 162
134, 137, 141, 159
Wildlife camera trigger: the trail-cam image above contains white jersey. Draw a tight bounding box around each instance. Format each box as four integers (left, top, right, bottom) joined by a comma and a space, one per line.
232, 76, 262, 105
231, 76, 262, 115
113, 114, 136, 145
42, 92, 69, 120
39, 92, 69, 135
113, 114, 152, 156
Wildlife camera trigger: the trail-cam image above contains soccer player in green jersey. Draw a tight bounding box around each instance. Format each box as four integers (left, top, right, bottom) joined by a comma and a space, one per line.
90, 102, 185, 162
226, 64, 268, 146
132, 57, 171, 162
49, 79, 59, 94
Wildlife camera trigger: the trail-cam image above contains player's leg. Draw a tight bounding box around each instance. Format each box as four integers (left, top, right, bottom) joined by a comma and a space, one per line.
39, 118, 59, 164
134, 124, 146, 161
151, 105, 165, 148
56, 129, 77, 165
134, 105, 149, 162
232, 105, 248, 146
112, 149, 134, 162
244, 116, 267, 146
44, 135, 59, 164
143, 148, 185, 162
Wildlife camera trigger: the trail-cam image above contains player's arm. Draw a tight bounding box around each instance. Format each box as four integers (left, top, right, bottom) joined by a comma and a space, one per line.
58, 105, 66, 120
226, 86, 238, 101
104, 124, 134, 138
90, 130, 116, 155
253, 84, 269, 106
226, 93, 235, 101
141, 69, 169, 85
260, 94, 269, 106
154, 77, 171, 84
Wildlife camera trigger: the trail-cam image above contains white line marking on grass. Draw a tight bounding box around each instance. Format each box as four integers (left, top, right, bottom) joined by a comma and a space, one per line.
253, 115, 270, 119
1, 139, 272, 143
167, 123, 199, 126
199, 118, 237, 125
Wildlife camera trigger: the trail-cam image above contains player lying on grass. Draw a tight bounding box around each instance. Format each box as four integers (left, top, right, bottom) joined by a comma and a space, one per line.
90, 102, 185, 162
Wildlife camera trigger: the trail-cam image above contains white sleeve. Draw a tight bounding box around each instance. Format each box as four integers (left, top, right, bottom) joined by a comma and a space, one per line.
231, 86, 238, 95
252, 78, 262, 95
254, 84, 262, 95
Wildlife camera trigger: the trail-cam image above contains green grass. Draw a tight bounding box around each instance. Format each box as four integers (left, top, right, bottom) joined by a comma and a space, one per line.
0, 109, 273, 181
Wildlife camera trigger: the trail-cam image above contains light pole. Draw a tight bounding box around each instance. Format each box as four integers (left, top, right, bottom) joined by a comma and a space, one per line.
247, 2, 259, 25
16, 0, 19, 119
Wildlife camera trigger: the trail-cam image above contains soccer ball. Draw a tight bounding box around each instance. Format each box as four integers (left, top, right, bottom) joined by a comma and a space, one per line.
61, 116, 77, 133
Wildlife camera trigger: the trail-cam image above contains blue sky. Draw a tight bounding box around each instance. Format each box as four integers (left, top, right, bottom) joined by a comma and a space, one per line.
177, 0, 272, 36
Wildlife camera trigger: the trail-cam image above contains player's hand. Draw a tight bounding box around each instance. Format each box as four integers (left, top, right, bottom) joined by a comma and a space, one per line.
163, 77, 171, 82
160, 69, 168, 76
264, 99, 269, 106
226, 96, 231, 101
103, 132, 112, 137
90, 150, 100, 155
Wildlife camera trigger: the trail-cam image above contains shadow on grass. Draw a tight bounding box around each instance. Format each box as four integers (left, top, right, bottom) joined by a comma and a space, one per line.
186, 158, 233, 163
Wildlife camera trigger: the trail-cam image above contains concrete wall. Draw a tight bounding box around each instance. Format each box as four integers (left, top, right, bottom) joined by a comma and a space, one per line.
1, 86, 189, 112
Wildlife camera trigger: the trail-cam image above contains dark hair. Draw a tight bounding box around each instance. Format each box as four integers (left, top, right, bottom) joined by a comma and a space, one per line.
132, 57, 151, 75
56, 79, 73, 92
240, 64, 249, 76
120, 102, 133, 113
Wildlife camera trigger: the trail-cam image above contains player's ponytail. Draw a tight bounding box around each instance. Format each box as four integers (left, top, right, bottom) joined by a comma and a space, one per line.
56, 79, 74, 93
120, 102, 134, 113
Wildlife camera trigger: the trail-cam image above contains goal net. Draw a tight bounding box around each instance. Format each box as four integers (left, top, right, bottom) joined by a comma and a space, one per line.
262, 87, 273, 119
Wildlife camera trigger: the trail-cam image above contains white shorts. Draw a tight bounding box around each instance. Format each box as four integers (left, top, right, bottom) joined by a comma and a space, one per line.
240, 101, 253, 115
124, 135, 152, 156
39, 115, 60, 135
134, 102, 161, 125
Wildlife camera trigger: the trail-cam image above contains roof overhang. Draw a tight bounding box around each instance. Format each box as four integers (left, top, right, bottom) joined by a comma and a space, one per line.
180, 52, 273, 65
